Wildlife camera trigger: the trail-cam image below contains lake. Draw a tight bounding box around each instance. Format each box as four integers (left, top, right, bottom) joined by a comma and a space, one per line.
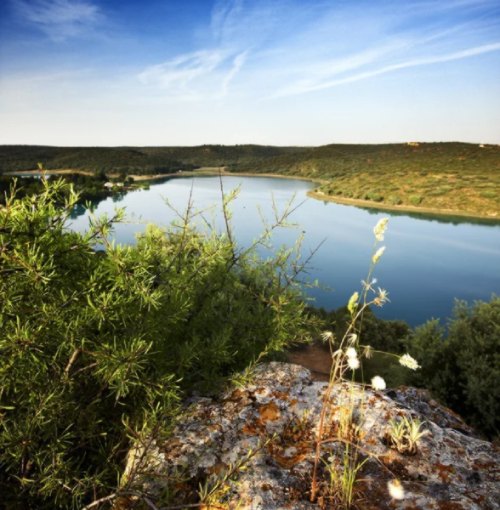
70, 175, 500, 327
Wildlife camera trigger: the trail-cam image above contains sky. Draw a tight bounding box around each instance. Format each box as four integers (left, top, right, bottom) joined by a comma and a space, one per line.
0, 0, 499, 146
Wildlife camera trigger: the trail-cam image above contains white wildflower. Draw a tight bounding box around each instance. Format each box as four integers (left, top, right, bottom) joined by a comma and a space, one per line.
371, 376, 386, 391
346, 347, 360, 370
321, 331, 334, 343
347, 333, 357, 345
399, 354, 420, 370
373, 218, 389, 242
387, 479, 405, 500
347, 356, 360, 370
363, 345, 373, 358
332, 348, 343, 359
361, 278, 377, 292
374, 288, 389, 307
372, 246, 386, 264
346, 347, 357, 359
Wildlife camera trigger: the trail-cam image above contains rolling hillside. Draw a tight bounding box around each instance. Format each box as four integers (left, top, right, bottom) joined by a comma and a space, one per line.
1, 142, 499, 218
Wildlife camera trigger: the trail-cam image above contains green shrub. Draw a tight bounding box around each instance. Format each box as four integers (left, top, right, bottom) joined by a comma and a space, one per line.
480, 190, 497, 199
405, 297, 500, 438
0, 179, 318, 508
387, 195, 402, 205
408, 194, 423, 206
365, 191, 383, 202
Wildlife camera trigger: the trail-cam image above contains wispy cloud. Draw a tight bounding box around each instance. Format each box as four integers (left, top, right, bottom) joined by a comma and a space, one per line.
12, 0, 102, 40
274, 42, 500, 97
211, 0, 244, 43
139, 51, 225, 89
221, 51, 248, 97
137, 0, 255, 100
138, 49, 249, 101
138, 0, 500, 103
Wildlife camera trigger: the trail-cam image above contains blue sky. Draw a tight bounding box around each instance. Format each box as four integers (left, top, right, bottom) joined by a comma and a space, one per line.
1, 0, 499, 146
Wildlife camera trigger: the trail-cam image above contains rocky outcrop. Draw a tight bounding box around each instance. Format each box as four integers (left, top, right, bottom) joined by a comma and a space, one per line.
126, 362, 499, 509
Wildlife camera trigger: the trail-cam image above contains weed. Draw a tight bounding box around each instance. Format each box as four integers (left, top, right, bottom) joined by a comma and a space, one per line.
310, 217, 422, 506
387, 415, 430, 455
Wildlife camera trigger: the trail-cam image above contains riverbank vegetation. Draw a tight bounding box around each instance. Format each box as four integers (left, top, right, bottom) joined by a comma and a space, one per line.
0, 171, 156, 207
1, 142, 499, 219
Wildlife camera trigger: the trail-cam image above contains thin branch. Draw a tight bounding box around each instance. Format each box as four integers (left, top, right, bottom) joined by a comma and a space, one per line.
81, 490, 163, 510
63, 348, 81, 379
218, 171, 236, 261
81, 493, 117, 510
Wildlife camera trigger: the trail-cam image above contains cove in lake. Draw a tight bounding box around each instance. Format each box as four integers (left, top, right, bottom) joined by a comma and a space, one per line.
70, 175, 500, 327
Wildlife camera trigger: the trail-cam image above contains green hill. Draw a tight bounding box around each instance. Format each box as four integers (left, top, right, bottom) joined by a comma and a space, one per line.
1, 142, 499, 218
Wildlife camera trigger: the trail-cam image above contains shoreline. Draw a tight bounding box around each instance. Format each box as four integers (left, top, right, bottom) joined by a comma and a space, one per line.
307, 190, 500, 222
220, 170, 500, 222
5, 168, 499, 222
4, 167, 226, 182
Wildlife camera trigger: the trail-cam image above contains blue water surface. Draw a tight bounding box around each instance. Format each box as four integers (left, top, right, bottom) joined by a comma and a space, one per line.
69, 175, 500, 327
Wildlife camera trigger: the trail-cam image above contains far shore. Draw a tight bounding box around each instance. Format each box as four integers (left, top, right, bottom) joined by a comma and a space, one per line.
306, 190, 500, 222
5, 168, 499, 222
4, 167, 225, 182
220, 170, 500, 222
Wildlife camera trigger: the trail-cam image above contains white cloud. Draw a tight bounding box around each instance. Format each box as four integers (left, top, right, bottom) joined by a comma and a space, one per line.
211, 0, 244, 42
273, 41, 500, 97
139, 51, 225, 89
138, 49, 250, 101
138, 49, 247, 100
220, 51, 248, 97
12, 0, 102, 40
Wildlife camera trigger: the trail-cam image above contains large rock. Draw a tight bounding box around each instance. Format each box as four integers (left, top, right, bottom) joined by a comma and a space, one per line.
126, 362, 499, 509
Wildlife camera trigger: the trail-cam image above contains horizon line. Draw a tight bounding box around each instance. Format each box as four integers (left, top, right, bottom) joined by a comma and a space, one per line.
1, 140, 499, 149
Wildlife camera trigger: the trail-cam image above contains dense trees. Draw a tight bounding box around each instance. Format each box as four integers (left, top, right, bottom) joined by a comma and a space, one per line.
2, 143, 498, 179
404, 297, 500, 438
0, 144, 300, 175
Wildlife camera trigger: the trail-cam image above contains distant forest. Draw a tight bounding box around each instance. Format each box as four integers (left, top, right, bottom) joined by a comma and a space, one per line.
0, 144, 304, 175
1, 142, 499, 217
1, 142, 499, 177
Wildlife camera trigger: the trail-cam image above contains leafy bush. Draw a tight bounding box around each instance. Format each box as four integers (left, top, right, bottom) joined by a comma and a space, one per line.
405, 297, 500, 438
408, 194, 423, 206
387, 195, 402, 205
0, 179, 317, 508
365, 191, 384, 202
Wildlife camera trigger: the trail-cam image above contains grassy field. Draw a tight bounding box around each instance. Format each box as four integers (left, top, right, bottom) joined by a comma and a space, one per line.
1, 142, 499, 219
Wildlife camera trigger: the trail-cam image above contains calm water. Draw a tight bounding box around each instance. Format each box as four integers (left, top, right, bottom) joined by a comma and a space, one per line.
70, 175, 500, 326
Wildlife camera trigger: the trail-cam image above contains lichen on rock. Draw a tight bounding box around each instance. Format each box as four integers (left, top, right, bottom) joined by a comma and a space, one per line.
126, 362, 499, 509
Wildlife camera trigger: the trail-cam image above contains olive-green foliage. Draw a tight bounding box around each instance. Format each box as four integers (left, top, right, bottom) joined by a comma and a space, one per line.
2, 142, 499, 178
314, 305, 409, 354
0, 144, 300, 175
0, 173, 111, 207
0, 179, 316, 508
405, 297, 500, 438
2, 142, 499, 216
0, 176, 44, 202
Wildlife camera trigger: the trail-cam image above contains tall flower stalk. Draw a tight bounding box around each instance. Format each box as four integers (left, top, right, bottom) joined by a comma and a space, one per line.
310, 217, 391, 503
